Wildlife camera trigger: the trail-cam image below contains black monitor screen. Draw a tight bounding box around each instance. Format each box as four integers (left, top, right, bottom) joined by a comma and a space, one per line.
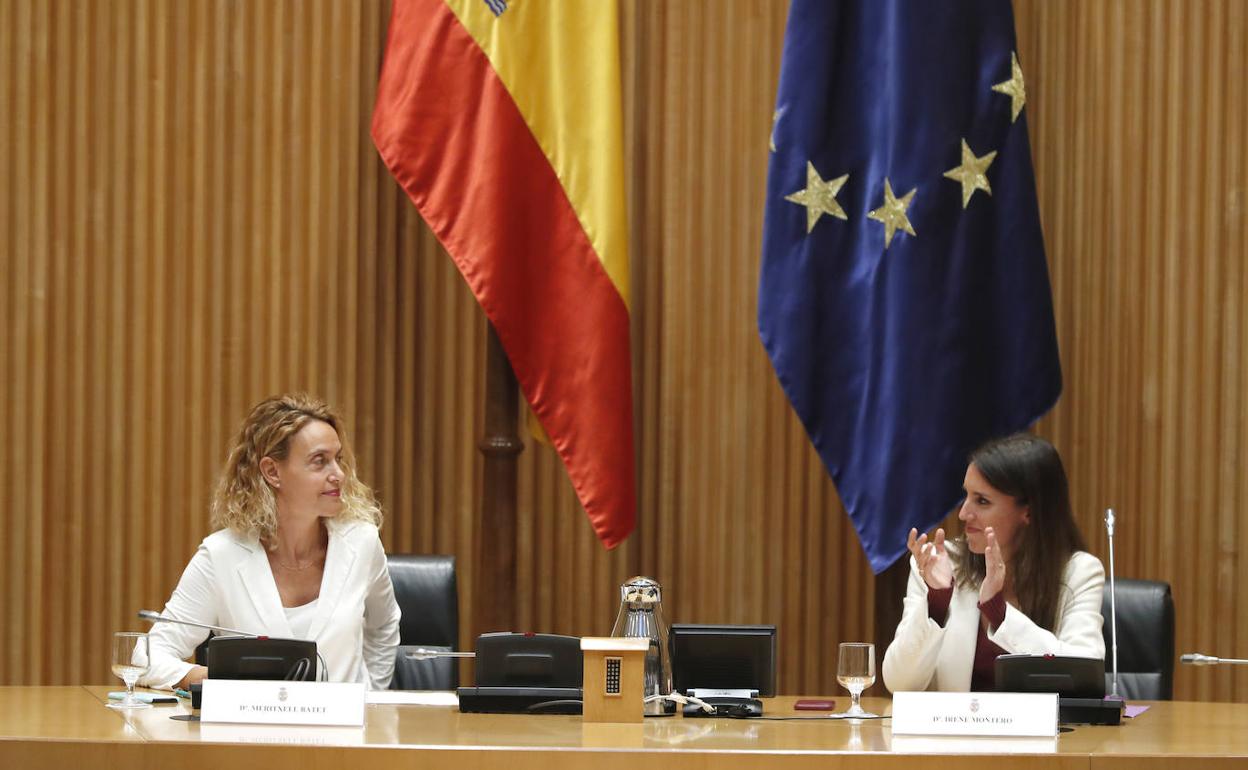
670, 624, 777, 697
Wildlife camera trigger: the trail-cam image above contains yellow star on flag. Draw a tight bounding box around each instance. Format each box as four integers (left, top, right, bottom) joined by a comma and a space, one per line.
992, 51, 1026, 122
784, 161, 849, 233
943, 139, 997, 208
867, 178, 916, 249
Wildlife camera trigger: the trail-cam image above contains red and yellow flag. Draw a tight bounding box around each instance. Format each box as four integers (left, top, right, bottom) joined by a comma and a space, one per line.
371, 0, 635, 547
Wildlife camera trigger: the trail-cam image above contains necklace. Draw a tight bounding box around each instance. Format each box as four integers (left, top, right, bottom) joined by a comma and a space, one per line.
275, 553, 321, 571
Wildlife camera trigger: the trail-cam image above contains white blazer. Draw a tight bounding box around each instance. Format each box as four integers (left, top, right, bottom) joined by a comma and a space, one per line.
140, 518, 401, 690
881, 550, 1105, 693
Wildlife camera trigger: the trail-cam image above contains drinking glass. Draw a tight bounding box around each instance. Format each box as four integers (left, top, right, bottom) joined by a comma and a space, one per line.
836, 642, 876, 718
108, 632, 151, 710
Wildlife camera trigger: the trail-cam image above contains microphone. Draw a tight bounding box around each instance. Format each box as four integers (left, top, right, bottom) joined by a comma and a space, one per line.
1104, 509, 1120, 699
1180, 653, 1248, 666
138, 609, 255, 637
404, 648, 476, 660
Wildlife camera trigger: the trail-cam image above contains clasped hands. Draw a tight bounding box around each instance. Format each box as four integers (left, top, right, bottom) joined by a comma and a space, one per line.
906, 527, 1005, 603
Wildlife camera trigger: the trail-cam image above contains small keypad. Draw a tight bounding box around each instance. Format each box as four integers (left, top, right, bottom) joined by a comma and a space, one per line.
605, 657, 622, 695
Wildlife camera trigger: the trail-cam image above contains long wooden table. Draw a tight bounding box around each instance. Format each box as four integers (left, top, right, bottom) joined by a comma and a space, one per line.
2, 687, 1246, 769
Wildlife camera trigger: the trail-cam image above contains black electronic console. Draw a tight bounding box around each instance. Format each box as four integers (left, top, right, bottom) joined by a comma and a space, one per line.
170, 636, 317, 722
671, 624, 777, 718
995, 653, 1123, 725
680, 690, 763, 718
207, 636, 319, 681
456, 632, 583, 714
1056, 696, 1126, 725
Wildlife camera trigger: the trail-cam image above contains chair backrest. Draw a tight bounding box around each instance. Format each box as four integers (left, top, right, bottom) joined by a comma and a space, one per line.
1102, 578, 1174, 700
387, 554, 459, 689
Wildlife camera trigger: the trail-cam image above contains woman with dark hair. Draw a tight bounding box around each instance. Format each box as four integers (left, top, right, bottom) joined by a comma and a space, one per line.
882, 433, 1104, 692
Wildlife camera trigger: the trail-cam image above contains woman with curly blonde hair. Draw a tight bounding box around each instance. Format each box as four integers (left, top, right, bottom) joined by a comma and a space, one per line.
141, 394, 400, 690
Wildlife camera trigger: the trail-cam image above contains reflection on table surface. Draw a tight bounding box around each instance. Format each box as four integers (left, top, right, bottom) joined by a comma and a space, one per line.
4, 686, 1247, 764
84, 687, 902, 752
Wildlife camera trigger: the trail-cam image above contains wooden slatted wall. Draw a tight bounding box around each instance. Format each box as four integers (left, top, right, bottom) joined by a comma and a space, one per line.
1017, 0, 1248, 702
2, 0, 1245, 701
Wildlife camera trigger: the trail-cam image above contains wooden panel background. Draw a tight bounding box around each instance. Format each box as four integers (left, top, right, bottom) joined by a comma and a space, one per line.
1, 0, 1245, 702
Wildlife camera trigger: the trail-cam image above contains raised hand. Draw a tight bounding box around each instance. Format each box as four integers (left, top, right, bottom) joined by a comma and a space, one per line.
907, 526, 953, 590
979, 526, 1006, 603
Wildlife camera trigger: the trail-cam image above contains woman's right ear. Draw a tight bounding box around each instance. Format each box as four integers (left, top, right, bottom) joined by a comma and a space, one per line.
258, 456, 281, 489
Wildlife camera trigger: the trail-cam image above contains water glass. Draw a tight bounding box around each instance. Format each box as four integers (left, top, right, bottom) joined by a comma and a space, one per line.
108, 632, 151, 710
837, 642, 876, 718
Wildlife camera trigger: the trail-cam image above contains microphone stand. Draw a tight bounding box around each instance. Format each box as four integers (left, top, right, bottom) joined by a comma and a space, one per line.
1049, 509, 1126, 725
138, 609, 253, 637
1104, 509, 1120, 699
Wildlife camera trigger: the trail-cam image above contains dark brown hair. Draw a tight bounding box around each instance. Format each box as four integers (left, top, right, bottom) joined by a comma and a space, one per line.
951, 433, 1087, 631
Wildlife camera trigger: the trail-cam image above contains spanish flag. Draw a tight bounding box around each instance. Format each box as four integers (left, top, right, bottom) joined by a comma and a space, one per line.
371, 0, 635, 547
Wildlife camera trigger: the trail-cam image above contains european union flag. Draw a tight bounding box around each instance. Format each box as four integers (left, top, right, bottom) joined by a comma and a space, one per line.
758, 0, 1061, 573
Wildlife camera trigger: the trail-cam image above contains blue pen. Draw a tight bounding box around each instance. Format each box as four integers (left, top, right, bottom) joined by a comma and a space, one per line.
173, 688, 192, 699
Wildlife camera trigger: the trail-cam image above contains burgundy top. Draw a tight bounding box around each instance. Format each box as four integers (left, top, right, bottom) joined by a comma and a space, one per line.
926, 586, 1009, 691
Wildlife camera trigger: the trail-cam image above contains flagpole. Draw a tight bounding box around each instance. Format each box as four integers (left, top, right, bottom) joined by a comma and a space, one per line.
477, 323, 522, 636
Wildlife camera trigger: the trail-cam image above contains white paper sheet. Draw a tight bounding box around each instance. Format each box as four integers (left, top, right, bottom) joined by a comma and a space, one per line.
365, 690, 459, 706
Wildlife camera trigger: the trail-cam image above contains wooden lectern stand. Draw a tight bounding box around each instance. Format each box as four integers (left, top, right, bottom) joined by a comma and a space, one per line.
580, 637, 650, 723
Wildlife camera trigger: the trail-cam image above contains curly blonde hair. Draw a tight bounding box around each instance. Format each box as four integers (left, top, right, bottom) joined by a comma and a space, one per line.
210, 394, 382, 544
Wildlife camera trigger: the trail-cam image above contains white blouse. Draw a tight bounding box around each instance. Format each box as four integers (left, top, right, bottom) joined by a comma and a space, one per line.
882, 549, 1106, 693
140, 519, 401, 690
284, 598, 320, 641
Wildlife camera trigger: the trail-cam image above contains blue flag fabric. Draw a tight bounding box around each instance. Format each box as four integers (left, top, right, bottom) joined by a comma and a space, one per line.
759, 0, 1062, 573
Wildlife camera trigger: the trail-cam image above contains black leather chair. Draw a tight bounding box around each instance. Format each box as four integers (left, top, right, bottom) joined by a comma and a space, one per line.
1102, 578, 1174, 700
387, 554, 460, 690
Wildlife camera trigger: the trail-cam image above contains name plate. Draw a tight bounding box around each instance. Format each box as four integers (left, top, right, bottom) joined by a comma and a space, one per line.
891, 691, 1058, 737
201, 679, 366, 726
